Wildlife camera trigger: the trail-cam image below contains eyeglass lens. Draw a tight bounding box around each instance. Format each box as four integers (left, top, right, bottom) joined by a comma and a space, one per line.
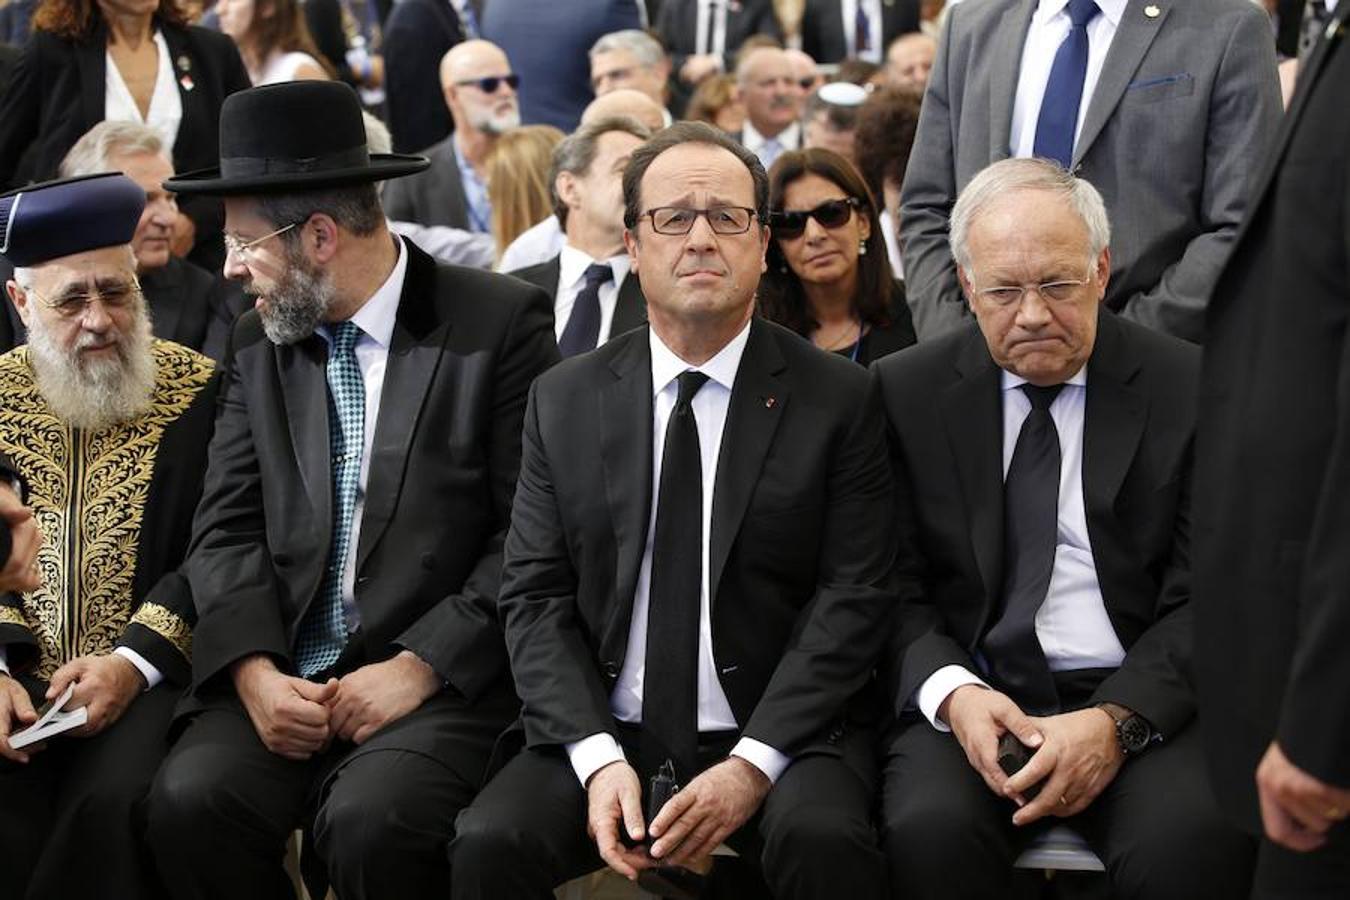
772, 199, 856, 238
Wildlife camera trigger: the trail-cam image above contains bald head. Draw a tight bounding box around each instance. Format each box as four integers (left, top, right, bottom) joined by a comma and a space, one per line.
582, 89, 666, 132
736, 47, 799, 136
886, 32, 936, 90
784, 48, 821, 93
440, 40, 520, 137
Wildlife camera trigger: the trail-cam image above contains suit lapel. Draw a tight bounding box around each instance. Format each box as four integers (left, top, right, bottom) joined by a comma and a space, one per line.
599, 330, 655, 626
143, 261, 185, 345
611, 271, 648, 337
940, 330, 1005, 612
277, 334, 332, 536
1083, 314, 1145, 514
825, 1, 847, 58
78, 24, 107, 131
708, 321, 787, 605
356, 243, 448, 568
541, 255, 562, 297
1073, 0, 1168, 166
989, 0, 1037, 160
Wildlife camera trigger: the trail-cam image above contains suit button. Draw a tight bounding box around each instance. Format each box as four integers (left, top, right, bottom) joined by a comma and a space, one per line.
421, 553, 436, 570
602, 662, 619, 678
356, 575, 371, 587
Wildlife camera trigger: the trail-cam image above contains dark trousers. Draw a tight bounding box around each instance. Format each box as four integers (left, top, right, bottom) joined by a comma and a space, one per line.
146, 685, 515, 900
1252, 828, 1350, 899
450, 724, 887, 900
880, 718, 1256, 899
0, 681, 179, 900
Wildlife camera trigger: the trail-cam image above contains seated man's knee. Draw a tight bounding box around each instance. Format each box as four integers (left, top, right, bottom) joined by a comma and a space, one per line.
761, 800, 876, 871
145, 747, 221, 847
1107, 804, 1254, 900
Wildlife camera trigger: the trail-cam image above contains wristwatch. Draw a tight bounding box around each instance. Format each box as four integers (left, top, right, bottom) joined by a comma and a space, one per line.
1095, 702, 1155, 757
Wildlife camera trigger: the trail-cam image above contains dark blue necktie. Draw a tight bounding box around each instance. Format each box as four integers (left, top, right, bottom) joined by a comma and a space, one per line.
558, 263, 612, 358
296, 321, 364, 677
1033, 0, 1101, 169
855, 2, 872, 55
983, 383, 1065, 715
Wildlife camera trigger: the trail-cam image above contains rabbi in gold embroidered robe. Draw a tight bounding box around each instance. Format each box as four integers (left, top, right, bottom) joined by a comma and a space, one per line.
0, 173, 221, 900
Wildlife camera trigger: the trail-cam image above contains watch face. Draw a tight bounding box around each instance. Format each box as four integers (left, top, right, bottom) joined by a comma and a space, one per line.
1120, 715, 1152, 753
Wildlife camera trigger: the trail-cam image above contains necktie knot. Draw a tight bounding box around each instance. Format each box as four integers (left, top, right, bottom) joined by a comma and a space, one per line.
676, 370, 710, 409
330, 320, 362, 354
1067, 0, 1100, 28
583, 262, 614, 289
1021, 382, 1064, 413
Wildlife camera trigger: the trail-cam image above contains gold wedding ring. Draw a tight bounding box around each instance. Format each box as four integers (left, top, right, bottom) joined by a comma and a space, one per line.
1328, 806, 1345, 820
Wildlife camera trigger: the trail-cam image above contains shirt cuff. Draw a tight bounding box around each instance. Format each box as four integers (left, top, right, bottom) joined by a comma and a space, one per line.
916, 665, 989, 733
113, 646, 163, 691
565, 732, 626, 788
731, 737, 791, 784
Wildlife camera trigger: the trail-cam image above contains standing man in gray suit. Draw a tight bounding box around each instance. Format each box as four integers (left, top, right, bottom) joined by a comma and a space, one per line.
899, 0, 1281, 343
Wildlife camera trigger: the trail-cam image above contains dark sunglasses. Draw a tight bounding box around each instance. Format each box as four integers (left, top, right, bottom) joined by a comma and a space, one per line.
770, 197, 862, 238
797, 77, 818, 90
454, 74, 521, 93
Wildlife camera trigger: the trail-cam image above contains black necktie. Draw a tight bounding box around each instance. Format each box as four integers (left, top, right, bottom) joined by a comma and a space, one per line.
642, 370, 710, 783
557, 263, 612, 358
855, 2, 871, 55
983, 383, 1064, 715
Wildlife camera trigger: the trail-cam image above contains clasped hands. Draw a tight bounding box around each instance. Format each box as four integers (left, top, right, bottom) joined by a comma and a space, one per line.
231, 650, 440, 760
586, 756, 770, 881
940, 684, 1124, 826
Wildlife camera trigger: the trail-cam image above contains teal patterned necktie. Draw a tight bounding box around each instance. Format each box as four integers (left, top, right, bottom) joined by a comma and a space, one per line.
296, 321, 365, 677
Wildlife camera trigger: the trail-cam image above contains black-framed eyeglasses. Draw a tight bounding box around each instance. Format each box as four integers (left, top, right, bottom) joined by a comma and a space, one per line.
455, 74, 520, 94
769, 197, 861, 239
637, 206, 758, 236
29, 279, 143, 320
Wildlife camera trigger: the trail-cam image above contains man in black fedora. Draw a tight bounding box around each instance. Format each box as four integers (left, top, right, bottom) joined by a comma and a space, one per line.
144, 81, 559, 900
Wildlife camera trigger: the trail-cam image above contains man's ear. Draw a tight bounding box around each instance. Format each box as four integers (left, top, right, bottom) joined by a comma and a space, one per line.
305, 214, 340, 264
623, 227, 639, 273
6, 280, 32, 328
556, 171, 581, 211
956, 264, 977, 313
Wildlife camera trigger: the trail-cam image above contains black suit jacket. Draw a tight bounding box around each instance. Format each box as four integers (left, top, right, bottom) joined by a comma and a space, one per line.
500, 318, 896, 758
183, 239, 559, 710
508, 253, 648, 345
657, 0, 782, 76
381, 137, 472, 230
382, 0, 470, 153
0, 21, 251, 267
799, 0, 920, 64
1193, 2, 1350, 829
874, 312, 1199, 744
141, 257, 249, 362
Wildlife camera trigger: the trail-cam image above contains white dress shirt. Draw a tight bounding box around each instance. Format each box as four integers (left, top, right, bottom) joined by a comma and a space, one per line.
741, 120, 802, 169
696, 0, 729, 57
1009, 0, 1127, 160
553, 246, 632, 345
842, 0, 885, 63
496, 214, 565, 273
316, 236, 409, 630
916, 366, 1127, 730
565, 323, 792, 787
104, 30, 182, 157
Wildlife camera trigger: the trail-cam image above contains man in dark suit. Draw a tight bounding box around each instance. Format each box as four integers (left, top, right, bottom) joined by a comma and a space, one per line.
0, 457, 38, 596
59, 120, 247, 360
800, 0, 921, 65
1194, 6, 1350, 895
657, 0, 782, 87
874, 158, 1251, 898
451, 121, 894, 900
899, 0, 1282, 342
143, 82, 559, 900
382, 39, 518, 231
382, 0, 473, 153
509, 116, 650, 356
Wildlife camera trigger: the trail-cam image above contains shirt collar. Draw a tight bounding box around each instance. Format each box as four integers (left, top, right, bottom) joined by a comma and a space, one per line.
451, 138, 484, 187
741, 120, 800, 152
1001, 362, 1089, 392
649, 318, 752, 398
1035, 0, 1125, 27
558, 244, 632, 291
323, 235, 406, 349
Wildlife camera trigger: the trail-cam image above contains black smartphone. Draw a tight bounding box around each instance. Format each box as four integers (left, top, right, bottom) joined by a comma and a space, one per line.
997, 732, 1043, 800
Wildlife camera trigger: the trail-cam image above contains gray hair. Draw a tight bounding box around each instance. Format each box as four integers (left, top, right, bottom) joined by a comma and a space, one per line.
362, 111, 393, 155
60, 121, 166, 178
550, 115, 652, 228
589, 29, 665, 67
949, 157, 1110, 272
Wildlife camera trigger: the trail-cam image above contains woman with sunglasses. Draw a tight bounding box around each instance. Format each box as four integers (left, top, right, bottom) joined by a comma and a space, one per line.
760, 148, 916, 366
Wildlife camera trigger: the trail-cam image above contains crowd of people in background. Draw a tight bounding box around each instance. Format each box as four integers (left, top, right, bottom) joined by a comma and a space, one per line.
0, 0, 1346, 898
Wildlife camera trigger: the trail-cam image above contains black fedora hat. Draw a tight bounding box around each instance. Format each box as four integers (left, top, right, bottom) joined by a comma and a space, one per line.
166, 81, 429, 195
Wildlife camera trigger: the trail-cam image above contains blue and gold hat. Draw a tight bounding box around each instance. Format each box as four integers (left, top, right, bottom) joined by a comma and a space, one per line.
0, 173, 146, 268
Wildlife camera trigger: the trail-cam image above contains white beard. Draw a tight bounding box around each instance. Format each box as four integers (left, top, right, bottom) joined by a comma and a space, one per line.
26, 298, 157, 431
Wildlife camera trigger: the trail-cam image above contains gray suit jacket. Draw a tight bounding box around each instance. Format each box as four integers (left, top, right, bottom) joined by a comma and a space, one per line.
899, 0, 1281, 343
381, 137, 472, 231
